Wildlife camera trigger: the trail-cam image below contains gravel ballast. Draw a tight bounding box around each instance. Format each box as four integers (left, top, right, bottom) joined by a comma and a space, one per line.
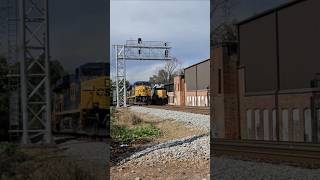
129, 106, 210, 131
212, 156, 320, 180
120, 135, 209, 166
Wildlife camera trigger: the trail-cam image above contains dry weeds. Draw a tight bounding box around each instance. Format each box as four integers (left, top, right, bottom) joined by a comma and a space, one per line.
111, 109, 209, 180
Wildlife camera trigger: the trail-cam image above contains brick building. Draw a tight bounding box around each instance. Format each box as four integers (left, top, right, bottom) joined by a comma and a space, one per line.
170, 59, 210, 107
212, 0, 320, 143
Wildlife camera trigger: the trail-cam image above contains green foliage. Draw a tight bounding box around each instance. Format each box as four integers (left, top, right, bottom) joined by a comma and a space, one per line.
0, 143, 27, 179
0, 57, 9, 113
0, 57, 8, 91
0, 143, 18, 156
111, 124, 161, 143
50, 59, 66, 86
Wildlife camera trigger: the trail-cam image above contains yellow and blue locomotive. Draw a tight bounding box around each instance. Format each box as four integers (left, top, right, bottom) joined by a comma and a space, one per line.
53, 63, 110, 137
127, 81, 168, 105
127, 81, 152, 105
151, 84, 168, 105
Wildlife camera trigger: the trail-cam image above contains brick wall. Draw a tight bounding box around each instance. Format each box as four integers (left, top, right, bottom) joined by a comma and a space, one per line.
237, 59, 317, 143
212, 46, 240, 139
173, 76, 185, 106
185, 90, 209, 107
212, 45, 320, 143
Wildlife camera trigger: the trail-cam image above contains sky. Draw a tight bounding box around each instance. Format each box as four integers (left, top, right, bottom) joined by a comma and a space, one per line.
212, 0, 290, 28
110, 0, 210, 83
0, 0, 109, 72
0, 0, 292, 77
49, 0, 109, 73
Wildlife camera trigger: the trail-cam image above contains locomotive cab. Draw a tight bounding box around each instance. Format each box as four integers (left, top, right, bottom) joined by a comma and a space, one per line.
151, 84, 168, 105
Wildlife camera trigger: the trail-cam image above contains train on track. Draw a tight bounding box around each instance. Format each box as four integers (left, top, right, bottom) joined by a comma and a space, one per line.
127, 81, 168, 105
52, 63, 110, 137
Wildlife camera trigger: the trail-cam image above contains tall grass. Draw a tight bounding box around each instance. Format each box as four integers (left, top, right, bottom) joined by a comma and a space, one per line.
111, 109, 161, 143
111, 124, 161, 143
0, 143, 27, 179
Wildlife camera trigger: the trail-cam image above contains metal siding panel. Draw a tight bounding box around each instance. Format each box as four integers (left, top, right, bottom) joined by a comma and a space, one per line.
246, 109, 252, 139
278, 0, 320, 90
272, 110, 277, 141
196, 60, 210, 90
282, 109, 289, 141
185, 66, 197, 91
304, 109, 312, 142
255, 109, 261, 140
263, 109, 270, 140
239, 13, 277, 92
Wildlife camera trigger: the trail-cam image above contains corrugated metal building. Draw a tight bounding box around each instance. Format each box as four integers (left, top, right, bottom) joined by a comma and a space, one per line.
212, 0, 320, 143
185, 59, 210, 106
172, 59, 210, 107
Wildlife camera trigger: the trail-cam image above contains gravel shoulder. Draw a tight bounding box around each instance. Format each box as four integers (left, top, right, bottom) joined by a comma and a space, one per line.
111, 106, 210, 180
129, 106, 210, 132
212, 156, 320, 180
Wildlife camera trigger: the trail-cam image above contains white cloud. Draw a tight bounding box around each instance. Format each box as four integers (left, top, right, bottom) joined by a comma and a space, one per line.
111, 0, 209, 82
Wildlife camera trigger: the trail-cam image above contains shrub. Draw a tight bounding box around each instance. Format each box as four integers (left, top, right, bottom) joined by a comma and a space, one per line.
111, 124, 161, 143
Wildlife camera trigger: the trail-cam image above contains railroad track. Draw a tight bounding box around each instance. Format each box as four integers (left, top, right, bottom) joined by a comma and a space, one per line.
213, 139, 320, 168
143, 105, 210, 115
53, 131, 110, 144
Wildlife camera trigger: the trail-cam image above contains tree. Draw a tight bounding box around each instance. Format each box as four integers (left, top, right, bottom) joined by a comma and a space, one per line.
211, 0, 238, 46
212, 22, 237, 46
50, 59, 65, 86
0, 56, 8, 92
0, 56, 9, 112
149, 58, 182, 85
0, 56, 9, 140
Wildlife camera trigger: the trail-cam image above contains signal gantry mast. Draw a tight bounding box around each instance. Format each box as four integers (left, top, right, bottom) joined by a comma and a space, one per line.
113, 38, 172, 107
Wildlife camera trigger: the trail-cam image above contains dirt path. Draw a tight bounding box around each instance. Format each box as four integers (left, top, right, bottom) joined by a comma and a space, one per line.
112, 159, 210, 180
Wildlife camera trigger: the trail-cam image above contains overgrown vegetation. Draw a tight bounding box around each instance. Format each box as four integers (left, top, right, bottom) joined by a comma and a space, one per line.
0, 143, 28, 179
111, 109, 161, 143
112, 124, 161, 143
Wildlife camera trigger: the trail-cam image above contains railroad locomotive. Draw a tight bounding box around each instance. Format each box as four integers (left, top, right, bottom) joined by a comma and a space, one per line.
127, 81, 152, 105
127, 81, 168, 105
151, 84, 168, 105
53, 63, 110, 137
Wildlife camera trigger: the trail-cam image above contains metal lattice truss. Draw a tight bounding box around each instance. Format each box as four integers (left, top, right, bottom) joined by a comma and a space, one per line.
114, 39, 172, 107
114, 45, 126, 107
6, 0, 18, 64
15, 0, 51, 144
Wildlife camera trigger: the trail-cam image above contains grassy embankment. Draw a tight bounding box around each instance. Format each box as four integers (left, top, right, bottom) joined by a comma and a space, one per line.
111, 108, 161, 144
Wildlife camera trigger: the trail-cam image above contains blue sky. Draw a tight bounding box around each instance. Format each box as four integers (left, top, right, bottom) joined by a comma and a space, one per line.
110, 0, 210, 83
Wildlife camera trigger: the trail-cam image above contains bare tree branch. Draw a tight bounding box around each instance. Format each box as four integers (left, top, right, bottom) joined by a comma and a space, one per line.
149, 58, 182, 85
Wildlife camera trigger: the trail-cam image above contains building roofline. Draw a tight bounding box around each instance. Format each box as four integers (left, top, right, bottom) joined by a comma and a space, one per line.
184, 58, 210, 70
236, 0, 307, 26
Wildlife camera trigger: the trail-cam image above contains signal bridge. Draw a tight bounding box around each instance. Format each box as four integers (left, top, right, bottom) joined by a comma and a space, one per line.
114, 38, 172, 107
